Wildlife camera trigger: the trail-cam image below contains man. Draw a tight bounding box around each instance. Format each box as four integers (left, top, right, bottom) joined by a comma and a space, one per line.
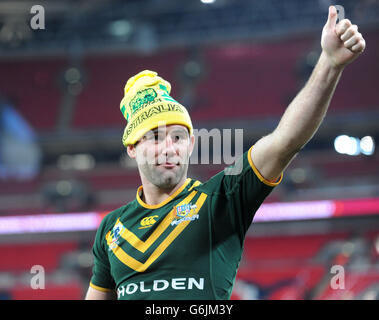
85, 7, 365, 300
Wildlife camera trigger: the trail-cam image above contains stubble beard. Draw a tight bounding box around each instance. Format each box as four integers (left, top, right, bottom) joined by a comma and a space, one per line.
139, 160, 189, 190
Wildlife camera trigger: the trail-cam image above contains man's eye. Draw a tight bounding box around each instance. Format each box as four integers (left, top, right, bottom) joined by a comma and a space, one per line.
174, 132, 188, 142
154, 133, 166, 142
142, 133, 154, 141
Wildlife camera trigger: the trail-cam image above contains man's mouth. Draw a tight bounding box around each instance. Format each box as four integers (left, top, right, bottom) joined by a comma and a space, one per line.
158, 162, 178, 168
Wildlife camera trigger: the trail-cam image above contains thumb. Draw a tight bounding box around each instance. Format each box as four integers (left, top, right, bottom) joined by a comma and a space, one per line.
325, 6, 338, 29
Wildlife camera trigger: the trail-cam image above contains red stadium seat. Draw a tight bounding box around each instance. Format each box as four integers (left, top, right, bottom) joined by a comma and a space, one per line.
315, 270, 379, 300
0, 58, 67, 131
72, 50, 187, 128
0, 242, 78, 272
243, 233, 349, 261
11, 282, 83, 300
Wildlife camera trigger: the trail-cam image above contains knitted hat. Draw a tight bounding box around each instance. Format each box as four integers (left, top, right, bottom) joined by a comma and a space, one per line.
120, 70, 193, 147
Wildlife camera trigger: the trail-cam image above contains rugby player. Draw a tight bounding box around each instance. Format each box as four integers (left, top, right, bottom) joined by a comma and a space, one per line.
85, 7, 365, 300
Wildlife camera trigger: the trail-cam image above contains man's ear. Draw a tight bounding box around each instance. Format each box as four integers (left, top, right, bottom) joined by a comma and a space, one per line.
189, 134, 195, 156
127, 144, 137, 159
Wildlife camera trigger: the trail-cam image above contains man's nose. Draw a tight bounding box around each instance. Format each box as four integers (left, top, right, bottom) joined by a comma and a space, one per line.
162, 135, 176, 155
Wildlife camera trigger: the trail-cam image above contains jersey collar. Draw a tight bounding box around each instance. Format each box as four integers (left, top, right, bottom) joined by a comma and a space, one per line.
136, 178, 192, 209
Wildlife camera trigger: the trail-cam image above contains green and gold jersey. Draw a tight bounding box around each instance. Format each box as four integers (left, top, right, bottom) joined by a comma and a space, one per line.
89, 146, 282, 299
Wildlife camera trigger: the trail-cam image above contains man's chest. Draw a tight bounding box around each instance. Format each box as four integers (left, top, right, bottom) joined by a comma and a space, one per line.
105, 191, 209, 276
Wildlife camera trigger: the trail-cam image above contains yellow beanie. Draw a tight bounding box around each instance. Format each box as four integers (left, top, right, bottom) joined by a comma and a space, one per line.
120, 70, 193, 147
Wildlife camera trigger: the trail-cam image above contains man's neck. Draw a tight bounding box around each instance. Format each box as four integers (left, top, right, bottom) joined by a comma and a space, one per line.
139, 177, 189, 206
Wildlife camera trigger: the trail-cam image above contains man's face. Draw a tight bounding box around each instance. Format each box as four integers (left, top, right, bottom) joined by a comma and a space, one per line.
127, 125, 195, 190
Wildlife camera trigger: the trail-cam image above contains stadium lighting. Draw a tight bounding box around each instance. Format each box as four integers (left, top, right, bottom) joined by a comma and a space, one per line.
57, 154, 95, 170
360, 136, 375, 156
108, 19, 132, 38
334, 135, 360, 156
201, 0, 216, 4
334, 135, 375, 156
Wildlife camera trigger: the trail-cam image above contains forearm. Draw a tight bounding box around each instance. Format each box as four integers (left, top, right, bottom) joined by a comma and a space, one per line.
251, 7, 365, 182
273, 51, 343, 154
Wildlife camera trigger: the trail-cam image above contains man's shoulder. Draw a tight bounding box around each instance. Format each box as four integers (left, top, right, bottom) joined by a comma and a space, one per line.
188, 150, 254, 196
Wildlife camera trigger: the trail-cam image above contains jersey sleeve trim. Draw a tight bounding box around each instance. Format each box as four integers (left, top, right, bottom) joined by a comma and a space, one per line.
89, 282, 113, 292
247, 145, 283, 187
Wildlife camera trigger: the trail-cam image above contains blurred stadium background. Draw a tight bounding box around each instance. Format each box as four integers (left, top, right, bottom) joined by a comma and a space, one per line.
0, 0, 379, 300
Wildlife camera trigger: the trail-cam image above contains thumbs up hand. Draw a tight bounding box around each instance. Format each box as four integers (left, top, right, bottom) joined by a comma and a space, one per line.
321, 6, 366, 69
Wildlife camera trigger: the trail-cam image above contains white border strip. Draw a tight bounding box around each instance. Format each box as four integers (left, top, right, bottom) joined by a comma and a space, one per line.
254, 200, 335, 222
0, 212, 100, 235
0, 198, 378, 235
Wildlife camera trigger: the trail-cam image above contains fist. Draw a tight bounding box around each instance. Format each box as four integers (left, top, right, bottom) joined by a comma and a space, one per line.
321, 6, 366, 69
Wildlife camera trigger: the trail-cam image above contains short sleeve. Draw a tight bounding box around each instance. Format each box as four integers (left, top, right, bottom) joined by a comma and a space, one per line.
89, 218, 116, 292
198, 145, 283, 236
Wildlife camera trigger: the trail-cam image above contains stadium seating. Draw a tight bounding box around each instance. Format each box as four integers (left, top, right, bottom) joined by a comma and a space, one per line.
231, 231, 379, 300
315, 270, 379, 300
0, 178, 41, 195
0, 58, 67, 131
0, 241, 83, 299
0, 230, 377, 299
72, 50, 188, 128
321, 157, 379, 179
10, 282, 83, 300
0, 242, 78, 272
242, 233, 350, 262
72, 30, 379, 126
0, 241, 84, 300
1, 30, 377, 134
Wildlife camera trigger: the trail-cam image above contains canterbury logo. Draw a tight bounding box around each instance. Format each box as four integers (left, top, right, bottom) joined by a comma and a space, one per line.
105, 190, 207, 273
139, 215, 159, 229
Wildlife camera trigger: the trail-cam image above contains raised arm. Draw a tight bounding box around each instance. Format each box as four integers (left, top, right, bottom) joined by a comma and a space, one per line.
251, 6, 366, 182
